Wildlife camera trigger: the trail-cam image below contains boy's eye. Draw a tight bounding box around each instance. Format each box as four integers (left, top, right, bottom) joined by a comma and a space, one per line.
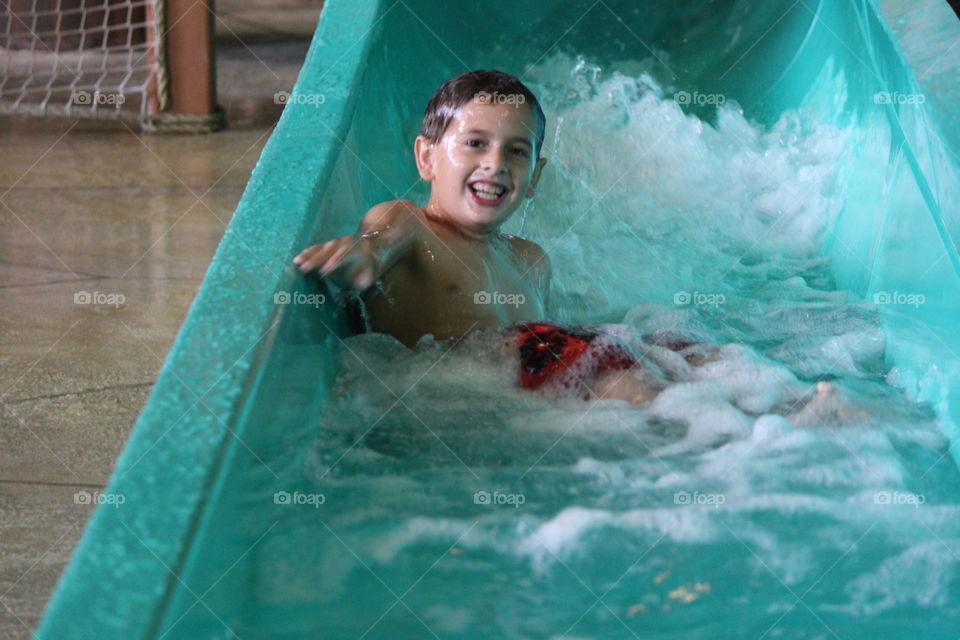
512, 147, 530, 157
466, 139, 484, 148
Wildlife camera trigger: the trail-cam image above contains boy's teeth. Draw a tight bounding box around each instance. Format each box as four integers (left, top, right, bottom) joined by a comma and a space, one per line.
471, 183, 505, 199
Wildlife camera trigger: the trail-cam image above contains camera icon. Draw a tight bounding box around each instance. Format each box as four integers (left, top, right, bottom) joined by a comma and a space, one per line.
673, 291, 691, 305
874, 491, 890, 505
273, 491, 291, 505
74, 490, 92, 504
872, 291, 891, 305
674, 91, 691, 105
74, 291, 91, 304
674, 491, 691, 505
274, 91, 290, 105
474, 91, 491, 104
873, 91, 891, 104
474, 291, 491, 304
274, 291, 291, 305
473, 490, 491, 505
72, 90, 91, 105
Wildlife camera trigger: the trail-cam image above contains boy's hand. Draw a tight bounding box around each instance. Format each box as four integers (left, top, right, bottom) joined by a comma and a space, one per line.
293, 235, 379, 291
294, 200, 419, 292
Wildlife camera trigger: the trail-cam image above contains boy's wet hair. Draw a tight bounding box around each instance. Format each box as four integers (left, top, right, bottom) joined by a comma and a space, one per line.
420, 69, 545, 158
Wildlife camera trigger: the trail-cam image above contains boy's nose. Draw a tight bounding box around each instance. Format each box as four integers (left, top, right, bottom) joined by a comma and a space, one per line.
482, 148, 509, 174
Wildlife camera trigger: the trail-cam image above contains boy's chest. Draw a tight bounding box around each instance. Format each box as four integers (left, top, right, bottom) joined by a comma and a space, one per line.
375, 235, 543, 316
414, 235, 537, 300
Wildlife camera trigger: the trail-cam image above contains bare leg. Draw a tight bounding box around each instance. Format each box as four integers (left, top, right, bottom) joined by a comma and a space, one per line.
785, 381, 864, 427
642, 329, 722, 368
589, 366, 864, 427
685, 347, 723, 367
588, 342, 722, 404
590, 369, 664, 404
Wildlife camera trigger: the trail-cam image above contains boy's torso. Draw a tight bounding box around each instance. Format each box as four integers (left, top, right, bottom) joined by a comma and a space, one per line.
361, 210, 545, 347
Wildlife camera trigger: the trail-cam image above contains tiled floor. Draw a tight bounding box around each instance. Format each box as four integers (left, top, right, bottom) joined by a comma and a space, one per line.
0, 3, 320, 637
0, 121, 269, 639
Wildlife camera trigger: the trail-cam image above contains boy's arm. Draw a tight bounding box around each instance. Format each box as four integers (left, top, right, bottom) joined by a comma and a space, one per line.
293, 199, 421, 290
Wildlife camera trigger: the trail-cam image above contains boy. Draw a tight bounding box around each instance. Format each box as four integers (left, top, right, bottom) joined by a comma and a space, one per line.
294, 70, 549, 349
294, 69, 661, 401
293, 70, 843, 418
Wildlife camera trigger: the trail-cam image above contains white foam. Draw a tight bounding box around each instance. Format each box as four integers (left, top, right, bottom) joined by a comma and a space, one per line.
844, 540, 960, 614
514, 54, 855, 324
517, 505, 719, 570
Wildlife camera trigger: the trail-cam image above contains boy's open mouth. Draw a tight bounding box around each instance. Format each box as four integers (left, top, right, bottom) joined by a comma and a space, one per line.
468, 180, 508, 207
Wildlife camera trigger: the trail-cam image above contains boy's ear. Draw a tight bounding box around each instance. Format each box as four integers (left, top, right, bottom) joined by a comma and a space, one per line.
414, 135, 436, 181
525, 157, 548, 198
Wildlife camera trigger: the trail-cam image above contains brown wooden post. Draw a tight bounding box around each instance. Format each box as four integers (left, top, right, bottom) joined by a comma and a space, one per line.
147, 0, 223, 132
145, 0, 161, 116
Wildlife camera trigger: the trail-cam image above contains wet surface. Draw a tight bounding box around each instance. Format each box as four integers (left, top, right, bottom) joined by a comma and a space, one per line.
0, 1, 320, 634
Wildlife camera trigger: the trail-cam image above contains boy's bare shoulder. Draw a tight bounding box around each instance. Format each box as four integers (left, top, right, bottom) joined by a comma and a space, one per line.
503, 234, 550, 271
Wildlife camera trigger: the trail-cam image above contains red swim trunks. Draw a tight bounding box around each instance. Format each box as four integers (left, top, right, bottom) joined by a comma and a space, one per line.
513, 322, 637, 392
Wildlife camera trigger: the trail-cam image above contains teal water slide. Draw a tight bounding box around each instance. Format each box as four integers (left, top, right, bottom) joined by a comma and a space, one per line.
36, 0, 960, 637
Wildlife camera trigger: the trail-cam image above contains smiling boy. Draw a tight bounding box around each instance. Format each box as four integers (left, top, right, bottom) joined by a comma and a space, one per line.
294, 70, 550, 348
291, 70, 846, 417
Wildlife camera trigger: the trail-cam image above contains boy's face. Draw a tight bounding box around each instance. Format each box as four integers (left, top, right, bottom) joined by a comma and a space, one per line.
415, 97, 546, 238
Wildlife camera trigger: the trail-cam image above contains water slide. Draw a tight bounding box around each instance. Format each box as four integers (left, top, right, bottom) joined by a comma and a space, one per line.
36, 0, 960, 638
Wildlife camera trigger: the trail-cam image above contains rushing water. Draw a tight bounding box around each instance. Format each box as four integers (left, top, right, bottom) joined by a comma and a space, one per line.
288, 57, 960, 639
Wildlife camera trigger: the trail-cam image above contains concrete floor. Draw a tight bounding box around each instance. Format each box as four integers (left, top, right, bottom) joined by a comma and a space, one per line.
0, 2, 320, 638
0, 0, 954, 638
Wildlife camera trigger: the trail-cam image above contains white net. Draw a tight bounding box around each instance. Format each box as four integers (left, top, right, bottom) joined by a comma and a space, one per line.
0, 0, 166, 125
